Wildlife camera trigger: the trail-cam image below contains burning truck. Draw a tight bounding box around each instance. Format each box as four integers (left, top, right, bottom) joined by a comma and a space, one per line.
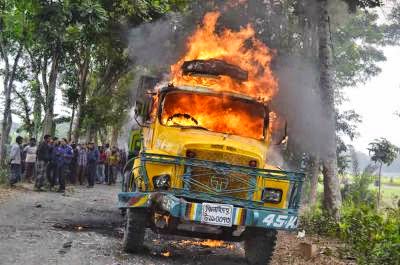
118, 12, 304, 265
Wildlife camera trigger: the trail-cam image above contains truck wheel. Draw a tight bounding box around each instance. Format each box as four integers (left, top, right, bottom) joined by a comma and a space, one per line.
244, 229, 277, 265
122, 208, 147, 253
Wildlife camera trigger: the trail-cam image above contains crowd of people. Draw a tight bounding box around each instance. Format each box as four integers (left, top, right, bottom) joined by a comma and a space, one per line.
8, 134, 127, 193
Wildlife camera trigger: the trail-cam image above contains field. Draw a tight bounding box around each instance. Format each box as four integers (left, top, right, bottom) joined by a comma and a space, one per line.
315, 174, 400, 208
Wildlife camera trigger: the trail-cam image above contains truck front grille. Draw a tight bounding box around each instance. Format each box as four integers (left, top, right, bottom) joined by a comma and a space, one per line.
186, 166, 253, 199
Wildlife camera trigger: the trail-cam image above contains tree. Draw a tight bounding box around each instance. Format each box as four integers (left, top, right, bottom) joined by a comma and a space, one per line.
368, 138, 400, 208
318, 0, 342, 219
317, 0, 384, 219
0, 0, 34, 165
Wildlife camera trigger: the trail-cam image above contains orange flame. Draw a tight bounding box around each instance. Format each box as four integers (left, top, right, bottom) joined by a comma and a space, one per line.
161, 92, 265, 139
178, 239, 234, 248
171, 11, 278, 101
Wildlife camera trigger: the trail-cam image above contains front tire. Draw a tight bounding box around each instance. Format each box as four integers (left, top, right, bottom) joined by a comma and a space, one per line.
244, 229, 277, 265
122, 208, 147, 253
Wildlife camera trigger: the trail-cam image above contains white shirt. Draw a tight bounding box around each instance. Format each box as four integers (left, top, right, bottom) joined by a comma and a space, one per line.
10, 144, 21, 164
24, 145, 37, 163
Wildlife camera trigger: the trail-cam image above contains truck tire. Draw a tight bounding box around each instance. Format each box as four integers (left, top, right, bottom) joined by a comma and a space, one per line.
122, 208, 147, 253
244, 229, 277, 265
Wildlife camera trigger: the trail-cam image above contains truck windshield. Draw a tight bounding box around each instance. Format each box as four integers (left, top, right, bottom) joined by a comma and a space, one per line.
160, 91, 266, 140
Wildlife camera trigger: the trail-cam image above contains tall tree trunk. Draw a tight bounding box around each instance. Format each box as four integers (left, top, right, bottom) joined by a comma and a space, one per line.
111, 126, 119, 147
67, 105, 76, 142
72, 51, 90, 142
318, 0, 342, 220
377, 161, 382, 208
33, 75, 42, 140
309, 155, 320, 206
0, 44, 23, 166
42, 51, 60, 136
98, 128, 107, 146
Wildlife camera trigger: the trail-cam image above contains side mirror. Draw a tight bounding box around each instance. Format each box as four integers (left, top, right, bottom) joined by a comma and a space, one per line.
134, 76, 159, 123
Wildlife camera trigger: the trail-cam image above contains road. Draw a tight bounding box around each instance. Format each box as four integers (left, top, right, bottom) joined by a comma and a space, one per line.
0, 184, 351, 265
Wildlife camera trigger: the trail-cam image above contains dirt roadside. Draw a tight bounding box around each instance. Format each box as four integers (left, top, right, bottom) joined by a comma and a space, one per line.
0, 184, 353, 265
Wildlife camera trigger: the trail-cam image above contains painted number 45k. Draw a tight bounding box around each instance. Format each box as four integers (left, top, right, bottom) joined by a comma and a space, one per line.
262, 214, 297, 229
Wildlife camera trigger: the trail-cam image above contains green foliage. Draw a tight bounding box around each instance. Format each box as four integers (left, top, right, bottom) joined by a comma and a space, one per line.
301, 201, 400, 265
299, 205, 340, 237
340, 203, 400, 265
333, 10, 386, 88
342, 165, 377, 206
368, 138, 400, 166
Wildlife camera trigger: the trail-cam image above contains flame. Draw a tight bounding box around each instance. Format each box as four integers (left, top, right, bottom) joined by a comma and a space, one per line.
178, 239, 234, 248
161, 92, 265, 139
161, 251, 171, 257
171, 11, 278, 101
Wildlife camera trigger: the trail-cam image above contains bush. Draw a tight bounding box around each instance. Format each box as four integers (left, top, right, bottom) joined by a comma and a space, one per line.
342, 164, 377, 207
339, 203, 400, 265
299, 205, 339, 237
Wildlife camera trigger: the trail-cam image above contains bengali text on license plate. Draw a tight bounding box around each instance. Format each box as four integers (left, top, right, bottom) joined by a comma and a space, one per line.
201, 203, 233, 227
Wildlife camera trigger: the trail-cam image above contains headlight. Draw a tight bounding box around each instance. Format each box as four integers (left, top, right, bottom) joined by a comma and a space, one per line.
262, 188, 282, 203
153, 174, 171, 190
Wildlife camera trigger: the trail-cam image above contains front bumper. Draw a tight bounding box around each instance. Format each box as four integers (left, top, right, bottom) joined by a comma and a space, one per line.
118, 191, 299, 231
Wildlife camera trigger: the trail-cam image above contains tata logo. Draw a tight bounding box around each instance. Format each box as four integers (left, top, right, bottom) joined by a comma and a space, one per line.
210, 175, 229, 192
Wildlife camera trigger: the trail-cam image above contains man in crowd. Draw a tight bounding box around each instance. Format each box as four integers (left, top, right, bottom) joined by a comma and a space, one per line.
23, 138, 37, 183
48, 137, 59, 188
76, 143, 87, 185
119, 148, 127, 175
9, 136, 23, 187
62, 138, 73, 184
107, 146, 120, 185
53, 138, 73, 193
97, 146, 106, 184
86, 142, 99, 188
35, 135, 52, 191
104, 143, 111, 183
70, 143, 78, 184
60, 138, 73, 192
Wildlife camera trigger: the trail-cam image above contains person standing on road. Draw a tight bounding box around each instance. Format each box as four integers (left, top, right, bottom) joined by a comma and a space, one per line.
59, 138, 73, 192
70, 143, 78, 184
23, 138, 37, 183
86, 143, 99, 188
61, 138, 74, 183
35, 135, 52, 191
107, 147, 120, 185
97, 146, 106, 184
9, 136, 23, 187
119, 148, 127, 175
48, 137, 59, 189
104, 143, 111, 184
76, 144, 87, 185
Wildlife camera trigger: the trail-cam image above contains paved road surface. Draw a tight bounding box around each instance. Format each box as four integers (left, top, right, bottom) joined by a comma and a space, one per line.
0, 184, 350, 265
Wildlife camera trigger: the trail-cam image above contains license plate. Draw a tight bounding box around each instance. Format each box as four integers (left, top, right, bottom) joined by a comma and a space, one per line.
201, 203, 233, 227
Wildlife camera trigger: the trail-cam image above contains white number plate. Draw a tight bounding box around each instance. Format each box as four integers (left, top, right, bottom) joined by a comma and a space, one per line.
201, 203, 233, 227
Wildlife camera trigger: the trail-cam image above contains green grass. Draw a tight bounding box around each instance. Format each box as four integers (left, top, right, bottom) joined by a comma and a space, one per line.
381, 184, 400, 207
381, 176, 400, 186
314, 174, 400, 208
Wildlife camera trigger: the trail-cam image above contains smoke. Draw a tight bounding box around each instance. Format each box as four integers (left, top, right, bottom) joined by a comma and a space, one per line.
127, 13, 190, 72
119, 1, 335, 169
273, 55, 334, 163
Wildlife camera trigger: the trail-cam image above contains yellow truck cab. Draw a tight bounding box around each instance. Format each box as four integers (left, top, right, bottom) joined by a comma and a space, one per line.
119, 65, 304, 265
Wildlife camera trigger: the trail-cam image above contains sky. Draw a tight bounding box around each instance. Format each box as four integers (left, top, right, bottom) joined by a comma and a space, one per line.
341, 46, 400, 153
